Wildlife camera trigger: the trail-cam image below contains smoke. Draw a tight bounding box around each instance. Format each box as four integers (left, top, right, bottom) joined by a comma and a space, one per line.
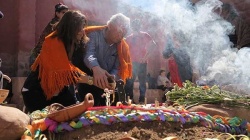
64, 0, 250, 89
121, 0, 250, 89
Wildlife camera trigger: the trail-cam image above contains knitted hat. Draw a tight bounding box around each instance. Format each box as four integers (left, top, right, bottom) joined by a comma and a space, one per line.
55, 3, 68, 12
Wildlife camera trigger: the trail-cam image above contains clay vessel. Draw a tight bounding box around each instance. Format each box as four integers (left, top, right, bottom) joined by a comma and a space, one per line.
47, 93, 94, 122
0, 89, 9, 103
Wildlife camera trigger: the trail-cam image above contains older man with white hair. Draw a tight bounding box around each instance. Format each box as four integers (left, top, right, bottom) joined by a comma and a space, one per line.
77, 13, 132, 106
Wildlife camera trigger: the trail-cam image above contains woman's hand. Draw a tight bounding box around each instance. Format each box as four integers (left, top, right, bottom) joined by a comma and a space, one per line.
78, 74, 89, 84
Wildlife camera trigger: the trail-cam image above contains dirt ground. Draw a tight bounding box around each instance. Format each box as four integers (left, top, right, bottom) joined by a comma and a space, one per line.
54, 121, 230, 140
47, 103, 250, 140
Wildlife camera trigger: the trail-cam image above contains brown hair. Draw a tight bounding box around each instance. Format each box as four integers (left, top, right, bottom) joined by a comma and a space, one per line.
159, 70, 166, 75
52, 10, 88, 56
55, 3, 68, 12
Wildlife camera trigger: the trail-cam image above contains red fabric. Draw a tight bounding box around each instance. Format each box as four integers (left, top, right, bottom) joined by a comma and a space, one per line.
126, 31, 152, 62
168, 56, 183, 87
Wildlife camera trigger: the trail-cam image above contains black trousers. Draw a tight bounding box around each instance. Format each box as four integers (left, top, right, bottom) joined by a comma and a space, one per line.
125, 62, 147, 102
78, 83, 106, 106
22, 71, 76, 112
22, 87, 76, 113
22, 87, 76, 112
157, 85, 168, 91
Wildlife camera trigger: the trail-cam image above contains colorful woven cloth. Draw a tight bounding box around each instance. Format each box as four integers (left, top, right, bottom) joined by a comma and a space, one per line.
22, 106, 250, 139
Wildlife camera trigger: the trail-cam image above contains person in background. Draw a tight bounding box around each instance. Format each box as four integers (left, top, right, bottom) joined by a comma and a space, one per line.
214, 3, 250, 50
29, 3, 68, 66
21, 10, 91, 112
124, 19, 157, 103
0, 11, 13, 103
0, 58, 11, 89
157, 70, 172, 91
0, 12, 8, 88
0, 58, 12, 103
79, 13, 132, 106
163, 36, 198, 87
147, 73, 157, 89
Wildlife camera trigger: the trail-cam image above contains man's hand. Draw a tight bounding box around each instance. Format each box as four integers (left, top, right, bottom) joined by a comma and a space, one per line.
92, 66, 113, 89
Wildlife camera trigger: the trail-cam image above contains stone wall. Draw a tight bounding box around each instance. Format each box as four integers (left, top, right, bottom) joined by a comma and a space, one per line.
0, 0, 60, 77
0, 53, 17, 77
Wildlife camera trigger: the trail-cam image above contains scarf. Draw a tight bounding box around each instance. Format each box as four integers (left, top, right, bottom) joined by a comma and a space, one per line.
85, 26, 132, 81
168, 56, 183, 87
31, 32, 85, 100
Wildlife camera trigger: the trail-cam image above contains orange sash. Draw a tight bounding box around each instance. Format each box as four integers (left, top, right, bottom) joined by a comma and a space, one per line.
31, 32, 85, 99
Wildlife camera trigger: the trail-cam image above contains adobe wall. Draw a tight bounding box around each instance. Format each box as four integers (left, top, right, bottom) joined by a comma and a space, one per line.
0, 0, 165, 109
0, 0, 60, 109
0, 0, 60, 77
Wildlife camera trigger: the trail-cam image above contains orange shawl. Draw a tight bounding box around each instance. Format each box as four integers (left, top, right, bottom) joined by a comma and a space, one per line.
85, 26, 132, 81
31, 32, 85, 100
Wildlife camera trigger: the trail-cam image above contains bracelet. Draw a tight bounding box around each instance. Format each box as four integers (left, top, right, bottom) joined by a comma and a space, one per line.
87, 76, 94, 85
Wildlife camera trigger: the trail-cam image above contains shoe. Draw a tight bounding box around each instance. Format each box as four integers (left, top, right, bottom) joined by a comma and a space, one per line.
139, 96, 145, 103
131, 99, 136, 104
139, 101, 144, 105
138, 99, 145, 104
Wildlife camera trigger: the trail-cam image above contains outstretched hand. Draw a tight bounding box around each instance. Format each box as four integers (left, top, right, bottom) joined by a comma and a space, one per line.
92, 66, 113, 89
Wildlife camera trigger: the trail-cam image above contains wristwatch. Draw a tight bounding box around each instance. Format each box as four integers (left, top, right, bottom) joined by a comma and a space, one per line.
87, 76, 93, 85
